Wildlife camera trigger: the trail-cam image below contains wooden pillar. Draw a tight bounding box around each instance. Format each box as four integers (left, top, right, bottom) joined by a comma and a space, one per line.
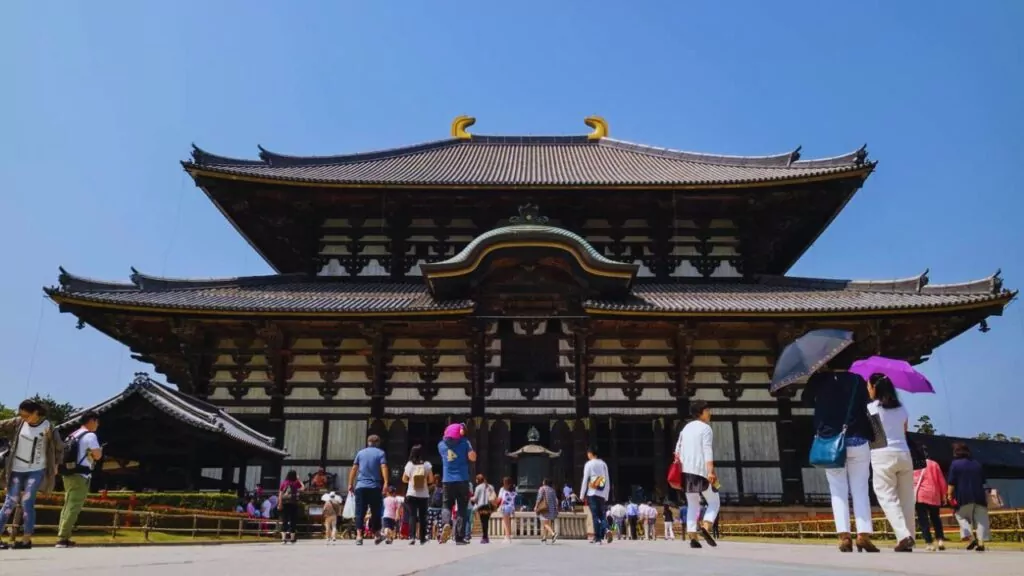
572, 324, 591, 418
776, 394, 804, 504
470, 323, 487, 418
731, 420, 744, 497
389, 210, 410, 280
672, 325, 695, 421
472, 417, 489, 481
368, 326, 388, 419
608, 417, 619, 500
652, 418, 667, 500
572, 418, 589, 494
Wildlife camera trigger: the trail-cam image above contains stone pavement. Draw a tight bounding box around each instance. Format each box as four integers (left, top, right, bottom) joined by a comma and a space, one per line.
2, 539, 1019, 576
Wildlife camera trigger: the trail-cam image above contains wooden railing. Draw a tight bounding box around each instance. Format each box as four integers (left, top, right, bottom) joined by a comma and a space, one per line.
487, 512, 589, 539
1, 504, 275, 542
721, 508, 1024, 542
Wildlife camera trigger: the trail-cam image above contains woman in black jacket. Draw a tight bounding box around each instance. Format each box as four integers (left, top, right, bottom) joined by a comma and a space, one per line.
802, 351, 877, 553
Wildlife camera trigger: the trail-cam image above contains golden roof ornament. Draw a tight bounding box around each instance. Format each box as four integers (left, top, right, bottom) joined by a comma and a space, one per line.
584, 116, 608, 140
451, 115, 475, 140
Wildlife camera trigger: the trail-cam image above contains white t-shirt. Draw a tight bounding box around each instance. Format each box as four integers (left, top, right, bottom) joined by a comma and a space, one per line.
579, 457, 611, 500
70, 429, 101, 478
260, 499, 273, 518
609, 503, 626, 519
676, 420, 714, 480
12, 420, 50, 473
403, 460, 433, 498
867, 400, 909, 453
383, 495, 404, 519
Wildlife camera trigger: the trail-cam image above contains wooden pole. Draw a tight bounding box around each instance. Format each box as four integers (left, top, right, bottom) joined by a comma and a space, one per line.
192, 514, 198, 539
111, 510, 120, 541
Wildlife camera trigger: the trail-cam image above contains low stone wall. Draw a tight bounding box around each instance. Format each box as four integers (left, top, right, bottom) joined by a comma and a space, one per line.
487, 512, 589, 539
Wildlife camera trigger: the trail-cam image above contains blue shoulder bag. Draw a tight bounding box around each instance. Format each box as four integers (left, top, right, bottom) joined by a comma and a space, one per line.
809, 378, 859, 469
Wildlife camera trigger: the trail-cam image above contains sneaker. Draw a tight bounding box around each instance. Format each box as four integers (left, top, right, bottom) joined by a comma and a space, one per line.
12, 542, 31, 550
925, 544, 936, 552
55, 539, 72, 549
356, 538, 364, 546
976, 545, 987, 552
409, 540, 417, 546
439, 524, 452, 544
689, 538, 702, 549
456, 539, 469, 546
480, 537, 489, 544
0, 542, 9, 550
374, 535, 384, 545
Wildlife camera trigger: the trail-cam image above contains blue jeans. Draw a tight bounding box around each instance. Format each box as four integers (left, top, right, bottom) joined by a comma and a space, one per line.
354, 487, 383, 535
587, 496, 607, 542
1, 470, 45, 535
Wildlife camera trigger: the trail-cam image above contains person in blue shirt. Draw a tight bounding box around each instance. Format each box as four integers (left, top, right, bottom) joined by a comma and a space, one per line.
347, 434, 389, 546
437, 423, 476, 545
626, 501, 640, 540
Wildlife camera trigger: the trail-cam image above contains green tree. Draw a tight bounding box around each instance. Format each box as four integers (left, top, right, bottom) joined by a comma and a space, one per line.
0, 403, 14, 420
1011, 437, 1022, 443
976, 432, 993, 441
27, 394, 78, 425
914, 415, 936, 435
993, 433, 1010, 442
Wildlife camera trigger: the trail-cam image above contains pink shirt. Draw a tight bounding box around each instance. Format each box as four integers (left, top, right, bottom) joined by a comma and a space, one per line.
384, 496, 404, 520
914, 459, 947, 507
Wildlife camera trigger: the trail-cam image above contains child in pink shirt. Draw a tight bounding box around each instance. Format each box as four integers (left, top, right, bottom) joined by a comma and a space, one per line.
914, 458, 948, 551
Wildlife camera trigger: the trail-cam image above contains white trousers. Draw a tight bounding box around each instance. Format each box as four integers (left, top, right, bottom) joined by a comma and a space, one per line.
685, 487, 720, 533
957, 504, 989, 542
664, 521, 675, 539
825, 442, 873, 534
871, 450, 916, 541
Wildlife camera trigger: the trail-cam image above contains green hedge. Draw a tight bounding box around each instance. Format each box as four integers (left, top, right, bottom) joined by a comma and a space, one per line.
2, 491, 239, 513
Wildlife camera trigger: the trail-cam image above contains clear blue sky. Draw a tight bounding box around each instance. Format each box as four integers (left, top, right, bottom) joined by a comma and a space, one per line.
2, 1, 1021, 436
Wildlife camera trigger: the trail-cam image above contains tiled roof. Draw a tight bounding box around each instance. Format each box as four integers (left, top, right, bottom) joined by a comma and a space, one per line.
585, 271, 1012, 315
45, 268, 1012, 317
47, 269, 473, 315
59, 374, 288, 457
184, 136, 873, 188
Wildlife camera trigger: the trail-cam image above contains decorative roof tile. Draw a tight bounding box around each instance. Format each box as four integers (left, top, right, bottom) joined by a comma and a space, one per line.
45, 269, 1012, 317
584, 273, 1013, 315
185, 136, 873, 188
47, 270, 473, 315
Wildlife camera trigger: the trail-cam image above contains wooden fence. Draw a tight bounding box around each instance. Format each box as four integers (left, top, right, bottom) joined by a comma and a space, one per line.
2, 504, 276, 542
720, 508, 1024, 542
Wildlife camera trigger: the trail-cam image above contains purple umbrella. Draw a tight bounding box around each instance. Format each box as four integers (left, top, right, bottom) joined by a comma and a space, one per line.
849, 356, 935, 394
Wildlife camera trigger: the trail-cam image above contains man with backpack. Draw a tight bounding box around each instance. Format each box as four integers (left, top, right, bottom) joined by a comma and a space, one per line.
437, 423, 476, 545
56, 411, 101, 549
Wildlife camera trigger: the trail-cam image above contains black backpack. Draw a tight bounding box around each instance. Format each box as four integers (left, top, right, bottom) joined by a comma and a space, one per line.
60, 431, 92, 476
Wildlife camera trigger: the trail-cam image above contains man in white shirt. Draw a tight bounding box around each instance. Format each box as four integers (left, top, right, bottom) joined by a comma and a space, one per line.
609, 502, 627, 539
643, 501, 658, 540
56, 411, 102, 548
674, 400, 719, 549
579, 445, 611, 544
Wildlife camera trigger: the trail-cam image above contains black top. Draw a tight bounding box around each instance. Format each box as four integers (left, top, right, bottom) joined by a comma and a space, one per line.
948, 458, 987, 507
801, 371, 875, 442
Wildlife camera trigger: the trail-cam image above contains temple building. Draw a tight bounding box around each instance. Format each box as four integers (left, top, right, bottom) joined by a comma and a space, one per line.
46, 116, 1014, 504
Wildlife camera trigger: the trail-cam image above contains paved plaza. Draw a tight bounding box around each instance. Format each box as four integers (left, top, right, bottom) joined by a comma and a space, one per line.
1, 540, 1018, 576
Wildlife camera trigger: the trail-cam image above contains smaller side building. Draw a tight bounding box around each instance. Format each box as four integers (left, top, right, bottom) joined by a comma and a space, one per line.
59, 373, 288, 491
910, 432, 1024, 508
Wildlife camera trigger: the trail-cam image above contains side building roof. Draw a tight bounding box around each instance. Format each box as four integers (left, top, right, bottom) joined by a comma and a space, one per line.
45, 268, 1012, 318
60, 373, 288, 457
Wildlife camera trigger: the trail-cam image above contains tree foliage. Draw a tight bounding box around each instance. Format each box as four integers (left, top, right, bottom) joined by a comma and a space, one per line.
27, 394, 79, 425
0, 403, 14, 420
975, 432, 1022, 443
914, 415, 937, 435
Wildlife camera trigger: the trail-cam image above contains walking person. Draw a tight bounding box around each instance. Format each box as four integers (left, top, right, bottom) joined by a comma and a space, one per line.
278, 470, 304, 544
580, 445, 611, 544
644, 501, 657, 540
866, 374, 916, 552
674, 400, 720, 549
802, 357, 878, 553
472, 474, 496, 544
947, 442, 989, 552
382, 486, 404, 544
497, 477, 516, 543
55, 410, 102, 548
662, 503, 675, 540
0, 399, 63, 550
535, 477, 559, 543
609, 501, 627, 539
437, 423, 476, 545
348, 434, 389, 546
625, 500, 639, 540
914, 452, 948, 551
321, 491, 342, 543
401, 444, 434, 545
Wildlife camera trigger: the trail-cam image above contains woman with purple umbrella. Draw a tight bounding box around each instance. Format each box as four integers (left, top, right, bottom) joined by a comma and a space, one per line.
850, 356, 935, 394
